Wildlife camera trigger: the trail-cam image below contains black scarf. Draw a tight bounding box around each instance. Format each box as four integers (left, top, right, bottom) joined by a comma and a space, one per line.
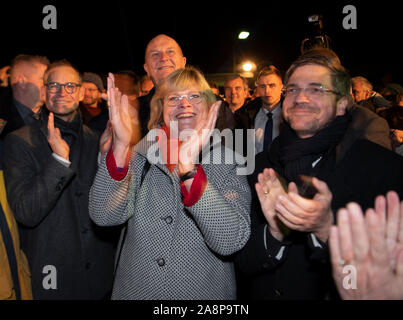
269, 113, 352, 185
52, 112, 81, 147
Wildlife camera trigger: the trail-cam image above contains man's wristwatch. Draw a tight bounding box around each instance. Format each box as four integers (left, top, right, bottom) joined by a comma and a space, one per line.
179, 167, 197, 182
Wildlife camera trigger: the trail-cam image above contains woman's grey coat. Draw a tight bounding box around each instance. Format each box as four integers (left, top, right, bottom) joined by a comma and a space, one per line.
89, 131, 251, 300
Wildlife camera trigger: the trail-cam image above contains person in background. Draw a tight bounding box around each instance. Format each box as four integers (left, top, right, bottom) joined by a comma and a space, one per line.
79, 72, 109, 133
242, 66, 284, 155
378, 90, 403, 155
138, 34, 187, 138
0, 54, 49, 140
351, 76, 391, 113
139, 74, 154, 97
224, 74, 249, 113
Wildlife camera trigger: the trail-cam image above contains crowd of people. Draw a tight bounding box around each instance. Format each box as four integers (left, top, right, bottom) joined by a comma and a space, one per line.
0, 33, 403, 301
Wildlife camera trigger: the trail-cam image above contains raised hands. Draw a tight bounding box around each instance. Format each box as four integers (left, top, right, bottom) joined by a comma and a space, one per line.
99, 120, 113, 158
329, 191, 403, 300
107, 73, 139, 167
177, 100, 221, 175
274, 178, 333, 242
47, 112, 70, 160
256, 170, 333, 242
255, 168, 289, 241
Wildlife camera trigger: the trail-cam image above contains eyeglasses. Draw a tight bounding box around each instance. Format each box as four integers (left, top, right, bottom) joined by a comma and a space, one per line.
46, 82, 81, 94
282, 85, 339, 99
165, 93, 203, 106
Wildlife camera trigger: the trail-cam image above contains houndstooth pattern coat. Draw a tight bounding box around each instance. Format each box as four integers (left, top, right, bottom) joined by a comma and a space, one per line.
89, 131, 251, 300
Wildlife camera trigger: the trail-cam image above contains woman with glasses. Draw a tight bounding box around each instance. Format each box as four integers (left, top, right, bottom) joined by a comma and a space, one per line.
89, 66, 251, 300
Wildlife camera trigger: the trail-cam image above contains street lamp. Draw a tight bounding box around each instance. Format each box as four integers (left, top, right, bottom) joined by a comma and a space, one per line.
238, 31, 250, 40
242, 62, 253, 72
240, 61, 256, 78
233, 30, 250, 73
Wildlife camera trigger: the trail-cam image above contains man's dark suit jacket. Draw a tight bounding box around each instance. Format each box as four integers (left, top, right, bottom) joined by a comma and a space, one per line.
0, 89, 26, 140
138, 87, 155, 138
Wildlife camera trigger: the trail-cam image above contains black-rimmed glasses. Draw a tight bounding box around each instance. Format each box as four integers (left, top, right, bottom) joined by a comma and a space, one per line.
46, 82, 81, 94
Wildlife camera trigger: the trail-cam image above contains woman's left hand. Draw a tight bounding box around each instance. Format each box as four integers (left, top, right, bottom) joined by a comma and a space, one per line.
178, 100, 221, 175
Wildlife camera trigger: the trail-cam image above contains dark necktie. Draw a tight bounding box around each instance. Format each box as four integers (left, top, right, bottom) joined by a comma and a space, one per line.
263, 112, 273, 151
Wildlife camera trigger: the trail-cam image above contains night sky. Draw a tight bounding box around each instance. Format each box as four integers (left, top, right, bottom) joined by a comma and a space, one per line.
1, 1, 401, 89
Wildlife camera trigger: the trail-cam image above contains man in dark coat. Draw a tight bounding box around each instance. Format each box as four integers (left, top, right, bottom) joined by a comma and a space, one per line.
3, 61, 119, 299
235, 48, 403, 300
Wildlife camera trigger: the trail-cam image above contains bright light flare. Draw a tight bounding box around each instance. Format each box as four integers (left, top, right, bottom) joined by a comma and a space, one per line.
242, 63, 253, 72
238, 31, 250, 40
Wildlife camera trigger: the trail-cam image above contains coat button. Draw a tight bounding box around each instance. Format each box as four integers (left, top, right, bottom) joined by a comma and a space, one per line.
157, 258, 165, 267
55, 181, 64, 191
85, 262, 92, 270
165, 216, 173, 224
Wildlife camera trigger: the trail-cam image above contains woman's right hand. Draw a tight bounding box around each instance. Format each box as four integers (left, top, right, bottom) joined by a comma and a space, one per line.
107, 73, 135, 166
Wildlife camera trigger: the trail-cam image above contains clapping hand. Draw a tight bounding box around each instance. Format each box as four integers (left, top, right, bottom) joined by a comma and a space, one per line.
47, 112, 70, 160
107, 73, 137, 167
255, 168, 289, 241
329, 191, 403, 300
274, 177, 333, 242
178, 100, 221, 175
99, 120, 113, 157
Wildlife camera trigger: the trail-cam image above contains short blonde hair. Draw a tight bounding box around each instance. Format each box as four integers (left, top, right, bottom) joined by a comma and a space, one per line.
148, 66, 217, 130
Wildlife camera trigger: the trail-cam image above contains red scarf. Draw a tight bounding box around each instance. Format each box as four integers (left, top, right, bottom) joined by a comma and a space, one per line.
159, 125, 182, 173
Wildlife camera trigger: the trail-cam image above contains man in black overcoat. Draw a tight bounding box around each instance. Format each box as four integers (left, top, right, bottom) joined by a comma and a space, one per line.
235, 48, 403, 300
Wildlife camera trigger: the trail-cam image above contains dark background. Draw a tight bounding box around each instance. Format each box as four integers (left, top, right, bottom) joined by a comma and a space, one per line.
1, 1, 401, 90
